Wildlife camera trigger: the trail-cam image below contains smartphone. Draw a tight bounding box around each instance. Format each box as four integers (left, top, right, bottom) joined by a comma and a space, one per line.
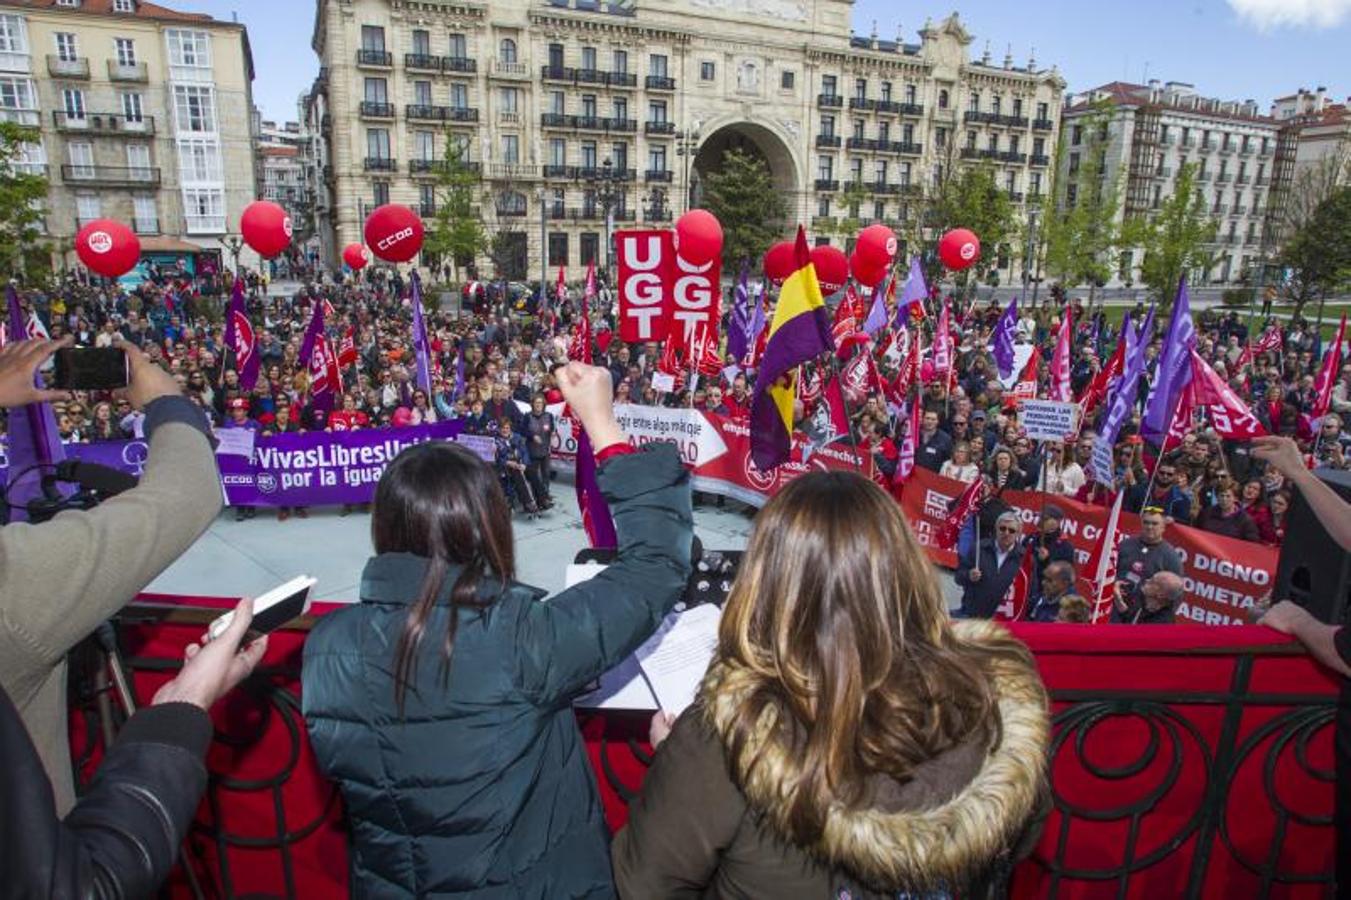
207, 575, 317, 642
52, 348, 129, 391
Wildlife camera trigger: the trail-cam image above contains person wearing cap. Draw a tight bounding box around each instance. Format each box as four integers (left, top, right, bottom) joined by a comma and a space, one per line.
1024, 506, 1076, 621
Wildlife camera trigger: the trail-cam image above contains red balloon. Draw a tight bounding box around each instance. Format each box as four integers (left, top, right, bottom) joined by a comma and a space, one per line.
240, 200, 293, 258
342, 243, 370, 271
762, 240, 796, 283
674, 209, 722, 265
364, 204, 424, 263
810, 245, 848, 294
938, 228, 981, 271
849, 249, 886, 289
856, 223, 898, 269
75, 219, 140, 278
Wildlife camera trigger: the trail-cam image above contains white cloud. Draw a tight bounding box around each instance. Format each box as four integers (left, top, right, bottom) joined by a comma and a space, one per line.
1228, 0, 1351, 29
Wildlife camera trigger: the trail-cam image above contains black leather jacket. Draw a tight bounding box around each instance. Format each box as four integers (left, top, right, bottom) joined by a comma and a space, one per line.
0, 685, 211, 899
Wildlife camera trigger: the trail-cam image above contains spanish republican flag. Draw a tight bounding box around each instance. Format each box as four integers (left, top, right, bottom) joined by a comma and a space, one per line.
750, 227, 834, 470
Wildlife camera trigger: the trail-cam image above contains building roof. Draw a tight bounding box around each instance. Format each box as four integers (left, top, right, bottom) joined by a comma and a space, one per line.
260, 145, 298, 158
1066, 80, 1277, 127
0, 0, 224, 22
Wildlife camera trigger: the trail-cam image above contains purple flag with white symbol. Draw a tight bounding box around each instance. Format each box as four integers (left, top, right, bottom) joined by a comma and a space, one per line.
993, 297, 1019, 378
727, 260, 752, 363
410, 270, 433, 396
1141, 277, 1196, 445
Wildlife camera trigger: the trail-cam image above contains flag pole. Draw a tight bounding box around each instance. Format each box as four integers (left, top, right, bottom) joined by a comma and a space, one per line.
823, 353, 863, 461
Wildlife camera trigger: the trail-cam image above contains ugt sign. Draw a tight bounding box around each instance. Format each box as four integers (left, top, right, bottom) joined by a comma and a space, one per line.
616, 230, 721, 346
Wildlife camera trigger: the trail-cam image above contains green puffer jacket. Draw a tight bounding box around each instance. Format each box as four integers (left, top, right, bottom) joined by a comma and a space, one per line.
302, 444, 692, 899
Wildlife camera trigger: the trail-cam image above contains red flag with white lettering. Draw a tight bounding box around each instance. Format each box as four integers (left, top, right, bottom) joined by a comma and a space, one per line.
1187, 350, 1267, 440
1012, 346, 1042, 401
995, 549, 1036, 622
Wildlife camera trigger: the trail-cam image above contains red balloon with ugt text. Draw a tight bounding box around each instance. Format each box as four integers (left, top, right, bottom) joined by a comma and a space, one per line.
849, 249, 886, 289
240, 200, 293, 258
364, 204, 425, 263
938, 228, 981, 271
810, 245, 849, 294
75, 219, 140, 279
342, 243, 370, 270
674, 209, 723, 265
762, 240, 796, 283
856, 223, 898, 270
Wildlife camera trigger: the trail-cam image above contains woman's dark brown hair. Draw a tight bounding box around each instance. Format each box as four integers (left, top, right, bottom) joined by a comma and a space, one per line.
373, 442, 515, 714
718, 471, 1018, 846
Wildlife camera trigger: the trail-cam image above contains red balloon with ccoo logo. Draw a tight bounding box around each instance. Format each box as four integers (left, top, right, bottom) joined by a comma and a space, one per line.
240, 200, 293, 258
75, 219, 141, 278
762, 240, 796, 283
856, 223, 898, 270
364, 204, 424, 263
342, 243, 370, 271
809, 245, 849, 294
938, 228, 981, 271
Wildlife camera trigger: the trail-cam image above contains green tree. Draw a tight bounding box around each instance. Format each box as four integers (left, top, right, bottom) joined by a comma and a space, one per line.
700, 147, 787, 271
0, 122, 50, 280
829, 180, 872, 245
1123, 162, 1217, 308
1280, 185, 1351, 317
926, 161, 1017, 296
1271, 152, 1351, 313
421, 133, 488, 281
1041, 103, 1123, 304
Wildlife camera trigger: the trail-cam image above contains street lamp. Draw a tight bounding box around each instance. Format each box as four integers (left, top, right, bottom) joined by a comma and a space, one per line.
536, 186, 548, 309
223, 235, 244, 276
587, 157, 621, 282
676, 123, 701, 213
1022, 206, 1040, 306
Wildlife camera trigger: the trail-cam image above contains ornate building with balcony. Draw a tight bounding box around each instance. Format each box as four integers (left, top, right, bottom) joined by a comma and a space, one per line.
1059, 80, 1281, 287
311, 0, 1063, 282
0, 0, 258, 274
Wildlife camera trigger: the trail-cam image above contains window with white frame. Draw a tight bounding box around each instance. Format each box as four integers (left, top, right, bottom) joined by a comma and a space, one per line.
0, 76, 37, 123
133, 195, 157, 232
76, 194, 101, 224
500, 87, 519, 114
365, 128, 390, 159
173, 85, 216, 132
0, 15, 29, 55
120, 92, 143, 122
413, 80, 432, 106
115, 38, 135, 66
548, 138, 565, 166
67, 141, 94, 177
550, 90, 564, 114
450, 83, 467, 108
447, 33, 466, 59
414, 130, 434, 161
56, 0, 81, 7
113, 0, 136, 12
502, 134, 519, 163
183, 188, 224, 231
13, 138, 45, 175
54, 33, 78, 62
177, 138, 221, 182
62, 88, 85, 119
167, 29, 211, 68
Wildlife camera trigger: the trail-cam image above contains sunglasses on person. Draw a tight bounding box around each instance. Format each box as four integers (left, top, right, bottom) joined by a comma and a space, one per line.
996, 525, 1020, 534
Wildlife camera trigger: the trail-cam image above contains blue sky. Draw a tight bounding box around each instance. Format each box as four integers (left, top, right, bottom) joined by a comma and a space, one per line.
187, 0, 1350, 123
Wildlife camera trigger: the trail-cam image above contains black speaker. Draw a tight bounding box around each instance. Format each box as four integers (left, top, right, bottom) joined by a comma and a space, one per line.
1274, 467, 1351, 626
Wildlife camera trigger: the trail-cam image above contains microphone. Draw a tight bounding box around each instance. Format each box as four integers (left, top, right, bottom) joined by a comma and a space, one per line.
53, 460, 139, 498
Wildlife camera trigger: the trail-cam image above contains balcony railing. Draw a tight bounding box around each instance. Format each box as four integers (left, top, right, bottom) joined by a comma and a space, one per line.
498, 110, 522, 126
1236, 174, 1250, 184
490, 59, 530, 79
645, 75, 675, 91
1218, 143, 1235, 155
611, 168, 636, 181
1239, 144, 1254, 156
644, 120, 675, 135
608, 71, 637, 88
849, 97, 876, 111
409, 159, 481, 176
1197, 170, 1213, 182
106, 59, 147, 82
1032, 118, 1054, 131
814, 178, 839, 191
1213, 204, 1228, 214
356, 49, 393, 68
486, 163, 538, 180
47, 55, 89, 79
405, 104, 449, 121
846, 136, 875, 150
543, 164, 576, 179
816, 134, 841, 148
1030, 154, 1050, 167
817, 94, 843, 108
442, 56, 476, 74
1201, 140, 1217, 152
446, 107, 478, 123
873, 101, 923, 117
644, 169, 673, 182
358, 101, 395, 119
405, 53, 440, 72
541, 112, 572, 128
419, 202, 437, 217
1233, 205, 1248, 215
961, 147, 1000, 160
363, 157, 397, 172
1216, 172, 1232, 183
53, 111, 154, 134
999, 151, 1028, 164
185, 214, 225, 234
870, 181, 901, 195
61, 164, 160, 186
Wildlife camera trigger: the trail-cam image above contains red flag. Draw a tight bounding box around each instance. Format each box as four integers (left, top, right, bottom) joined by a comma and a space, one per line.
840, 350, 882, 405
817, 375, 851, 443
796, 365, 823, 411
932, 298, 953, 376
338, 326, 358, 370
936, 476, 989, 550
1012, 346, 1042, 401
691, 321, 722, 378
555, 264, 567, 304
1079, 330, 1127, 414
583, 260, 597, 307
1050, 308, 1073, 402
1187, 350, 1267, 439
568, 306, 593, 364
26, 312, 49, 340
1087, 490, 1126, 623
893, 330, 922, 401
1167, 381, 1195, 443
1312, 314, 1346, 421
994, 549, 1036, 622
894, 398, 920, 484
832, 291, 858, 352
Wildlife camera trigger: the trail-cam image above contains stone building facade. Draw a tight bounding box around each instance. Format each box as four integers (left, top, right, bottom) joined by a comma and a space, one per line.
310, 0, 1063, 283
0, 0, 258, 273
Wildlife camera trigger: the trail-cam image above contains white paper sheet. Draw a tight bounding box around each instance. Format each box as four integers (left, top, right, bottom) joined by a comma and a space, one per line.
632, 604, 722, 714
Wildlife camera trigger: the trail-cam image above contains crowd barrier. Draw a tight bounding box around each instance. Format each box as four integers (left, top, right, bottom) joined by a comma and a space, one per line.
70, 594, 1339, 900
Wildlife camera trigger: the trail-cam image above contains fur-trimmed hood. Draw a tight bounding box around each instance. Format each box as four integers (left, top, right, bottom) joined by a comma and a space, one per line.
699, 619, 1049, 893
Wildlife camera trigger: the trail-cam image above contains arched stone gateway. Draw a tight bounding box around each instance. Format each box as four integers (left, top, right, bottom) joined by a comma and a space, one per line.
688, 119, 801, 211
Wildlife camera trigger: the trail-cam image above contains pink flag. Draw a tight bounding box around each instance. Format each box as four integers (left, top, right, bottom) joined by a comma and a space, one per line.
1088, 490, 1126, 623
1050, 308, 1073, 402
995, 550, 1036, 622
932, 297, 953, 376
894, 397, 920, 484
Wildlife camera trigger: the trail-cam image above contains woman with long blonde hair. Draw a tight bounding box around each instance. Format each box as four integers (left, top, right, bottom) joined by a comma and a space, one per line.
613, 471, 1049, 899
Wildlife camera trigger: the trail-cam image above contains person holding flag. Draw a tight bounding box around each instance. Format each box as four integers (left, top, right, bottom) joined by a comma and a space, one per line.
955, 510, 1027, 619
749, 227, 834, 471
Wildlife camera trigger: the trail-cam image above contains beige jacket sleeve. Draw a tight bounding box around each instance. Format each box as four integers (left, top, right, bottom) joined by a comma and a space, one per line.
0, 420, 222, 699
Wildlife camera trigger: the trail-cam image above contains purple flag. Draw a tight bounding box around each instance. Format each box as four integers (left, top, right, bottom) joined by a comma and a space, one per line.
1141, 277, 1196, 445
727, 260, 751, 363
298, 295, 325, 372
861, 289, 888, 336
410, 270, 433, 396
893, 257, 926, 328
3, 284, 67, 521
993, 297, 1019, 378
1099, 305, 1154, 447
452, 341, 466, 401
745, 282, 767, 355
574, 428, 617, 549
222, 278, 260, 390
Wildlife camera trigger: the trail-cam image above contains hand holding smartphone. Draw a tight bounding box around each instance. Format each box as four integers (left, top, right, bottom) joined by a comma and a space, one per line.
207, 575, 316, 641
52, 347, 129, 391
